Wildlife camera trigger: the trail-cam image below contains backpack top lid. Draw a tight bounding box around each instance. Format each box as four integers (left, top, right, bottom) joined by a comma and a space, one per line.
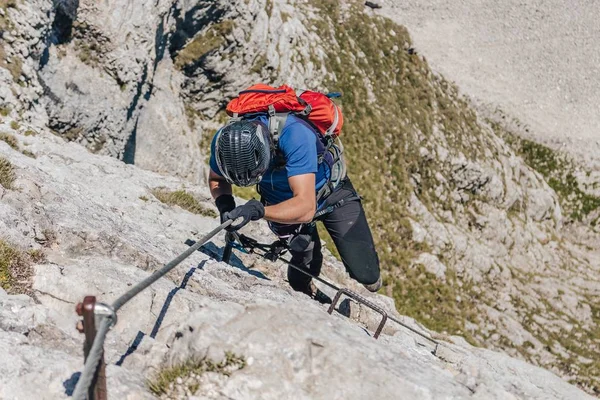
226, 83, 344, 137
226, 84, 306, 115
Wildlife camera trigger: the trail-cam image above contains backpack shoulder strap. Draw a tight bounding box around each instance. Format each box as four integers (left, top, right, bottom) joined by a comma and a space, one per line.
267, 105, 289, 145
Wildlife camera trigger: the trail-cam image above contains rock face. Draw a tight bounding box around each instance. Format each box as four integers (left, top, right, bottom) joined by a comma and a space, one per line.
0, 120, 593, 399
0, 0, 599, 398
0, 0, 333, 182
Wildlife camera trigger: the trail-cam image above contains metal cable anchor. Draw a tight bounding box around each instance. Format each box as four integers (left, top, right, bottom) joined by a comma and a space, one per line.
94, 302, 118, 328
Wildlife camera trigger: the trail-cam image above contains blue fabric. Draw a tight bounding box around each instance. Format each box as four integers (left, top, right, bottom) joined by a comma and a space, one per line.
209, 114, 330, 206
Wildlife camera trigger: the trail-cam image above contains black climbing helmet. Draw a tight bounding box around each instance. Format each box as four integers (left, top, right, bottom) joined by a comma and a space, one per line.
214, 120, 272, 187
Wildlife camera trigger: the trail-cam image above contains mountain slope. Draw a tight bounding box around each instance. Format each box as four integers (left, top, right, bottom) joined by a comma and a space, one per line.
0, 111, 592, 399
0, 0, 598, 396
174, 0, 600, 392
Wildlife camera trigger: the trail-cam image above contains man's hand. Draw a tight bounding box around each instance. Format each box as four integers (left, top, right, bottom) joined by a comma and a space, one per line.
215, 194, 236, 224
223, 199, 265, 231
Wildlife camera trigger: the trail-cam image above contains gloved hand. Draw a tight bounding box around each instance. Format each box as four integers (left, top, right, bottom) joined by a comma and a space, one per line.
215, 194, 236, 224
223, 199, 265, 231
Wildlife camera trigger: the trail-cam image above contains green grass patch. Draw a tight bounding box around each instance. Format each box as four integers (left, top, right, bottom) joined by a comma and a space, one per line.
151, 188, 218, 218
0, 157, 14, 189
316, 223, 341, 260
232, 185, 258, 200
148, 352, 245, 396
496, 127, 600, 221
390, 265, 479, 344
0, 132, 37, 158
175, 20, 234, 69
250, 54, 268, 75
0, 239, 44, 294
21, 149, 35, 158
0, 132, 18, 150
0, 44, 22, 82
0, 0, 17, 8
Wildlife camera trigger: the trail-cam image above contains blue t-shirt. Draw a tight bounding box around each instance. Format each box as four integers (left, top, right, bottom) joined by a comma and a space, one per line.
209, 115, 330, 206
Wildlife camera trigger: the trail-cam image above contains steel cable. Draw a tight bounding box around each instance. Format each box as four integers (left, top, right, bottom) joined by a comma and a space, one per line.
72, 220, 232, 398
112, 220, 232, 312
234, 234, 439, 347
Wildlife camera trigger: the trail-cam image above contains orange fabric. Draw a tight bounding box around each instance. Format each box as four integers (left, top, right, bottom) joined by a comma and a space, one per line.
299, 91, 344, 136
226, 84, 305, 115
226, 84, 344, 137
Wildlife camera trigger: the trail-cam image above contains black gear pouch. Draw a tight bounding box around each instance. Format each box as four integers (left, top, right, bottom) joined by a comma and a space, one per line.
289, 233, 312, 253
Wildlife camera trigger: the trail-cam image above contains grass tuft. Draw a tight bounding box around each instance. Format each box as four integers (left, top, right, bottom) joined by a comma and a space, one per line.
0, 132, 18, 150
148, 352, 245, 396
0, 239, 43, 294
151, 188, 218, 218
0, 157, 14, 189
175, 20, 234, 69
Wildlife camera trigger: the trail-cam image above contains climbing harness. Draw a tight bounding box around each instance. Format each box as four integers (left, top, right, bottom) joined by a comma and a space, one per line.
218, 232, 440, 348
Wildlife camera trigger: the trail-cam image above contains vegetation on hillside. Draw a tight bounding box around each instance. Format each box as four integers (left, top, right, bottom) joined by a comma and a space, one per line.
0, 0, 23, 83
310, 0, 488, 341
175, 20, 234, 70
148, 352, 245, 396
151, 188, 218, 218
0, 239, 45, 294
0, 156, 15, 188
494, 125, 600, 222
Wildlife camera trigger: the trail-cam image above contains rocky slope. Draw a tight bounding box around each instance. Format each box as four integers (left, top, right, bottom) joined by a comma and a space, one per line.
380, 0, 600, 172
0, 0, 599, 397
0, 114, 593, 399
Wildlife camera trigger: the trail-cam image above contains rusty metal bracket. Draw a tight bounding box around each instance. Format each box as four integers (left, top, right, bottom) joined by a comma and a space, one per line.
75, 296, 108, 400
327, 288, 388, 339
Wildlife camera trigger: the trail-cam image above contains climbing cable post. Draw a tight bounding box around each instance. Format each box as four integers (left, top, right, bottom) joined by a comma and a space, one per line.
327, 288, 388, 339
75, 296, 107, 400
72, 220, 232, 399
221, 231, 236, 264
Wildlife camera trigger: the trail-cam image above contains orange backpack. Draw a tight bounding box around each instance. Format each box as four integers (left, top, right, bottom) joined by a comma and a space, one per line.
226, 84, 344, 144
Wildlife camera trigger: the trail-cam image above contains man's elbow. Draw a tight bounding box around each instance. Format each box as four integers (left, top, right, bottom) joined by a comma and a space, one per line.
298, 203, 316, 223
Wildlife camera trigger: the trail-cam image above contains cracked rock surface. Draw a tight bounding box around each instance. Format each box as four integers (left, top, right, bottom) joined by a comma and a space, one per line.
0, 116, 593, 399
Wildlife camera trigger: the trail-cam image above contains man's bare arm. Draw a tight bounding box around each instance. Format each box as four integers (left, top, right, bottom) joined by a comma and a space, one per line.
264, 173, 316, 224
208, 169, 232, 199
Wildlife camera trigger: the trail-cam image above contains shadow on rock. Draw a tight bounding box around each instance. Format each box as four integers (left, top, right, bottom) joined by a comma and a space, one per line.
63, 372, 80, 396
116, 261, 205, 366
191, 240, 269, 281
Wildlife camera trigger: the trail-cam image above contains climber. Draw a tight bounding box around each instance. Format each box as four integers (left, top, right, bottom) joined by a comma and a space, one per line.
208, 86, 382, 299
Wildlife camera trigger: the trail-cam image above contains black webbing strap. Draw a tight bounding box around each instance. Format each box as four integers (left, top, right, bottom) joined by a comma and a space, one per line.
313, 194, 361, 220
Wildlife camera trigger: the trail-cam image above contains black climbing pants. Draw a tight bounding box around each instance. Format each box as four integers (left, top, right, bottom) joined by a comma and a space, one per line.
269, 179, 381, 293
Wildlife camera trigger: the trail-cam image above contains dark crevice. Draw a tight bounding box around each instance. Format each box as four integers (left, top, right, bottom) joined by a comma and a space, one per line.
125, 63, 148, 121
167, 2, 226, 59
122, 117, 138, 165
51, 0, 78, 44
40, 0, 80, 68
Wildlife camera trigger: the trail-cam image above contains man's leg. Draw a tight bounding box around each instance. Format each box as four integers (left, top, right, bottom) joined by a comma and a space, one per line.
321, 179, 381, 291
287, 226, 323, 295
